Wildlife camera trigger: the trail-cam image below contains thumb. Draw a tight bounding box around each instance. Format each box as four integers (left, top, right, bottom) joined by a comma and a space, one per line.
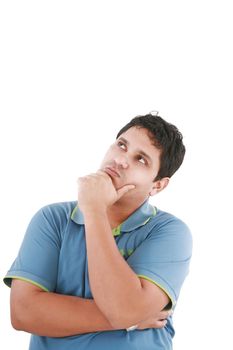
116, 184, 135, 199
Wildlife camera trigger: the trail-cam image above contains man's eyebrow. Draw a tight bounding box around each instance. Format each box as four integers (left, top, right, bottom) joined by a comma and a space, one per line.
118, 136, 128, 144
118, 137, 152, 163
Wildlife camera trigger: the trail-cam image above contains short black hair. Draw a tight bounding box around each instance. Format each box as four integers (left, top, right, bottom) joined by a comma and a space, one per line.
116, 113, 186, 181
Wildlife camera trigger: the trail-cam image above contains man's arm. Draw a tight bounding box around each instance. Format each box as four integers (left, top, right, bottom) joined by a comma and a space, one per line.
78, 171, 170, 329
10, 279, 169, 337
10, 279, 114, 337
83, 210, 170, 329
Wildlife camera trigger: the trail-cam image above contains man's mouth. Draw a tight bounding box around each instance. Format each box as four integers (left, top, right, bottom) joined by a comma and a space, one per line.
104, 166, 120, 178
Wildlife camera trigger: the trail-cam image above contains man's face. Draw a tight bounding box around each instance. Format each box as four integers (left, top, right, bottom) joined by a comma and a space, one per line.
100, 126, 163, 203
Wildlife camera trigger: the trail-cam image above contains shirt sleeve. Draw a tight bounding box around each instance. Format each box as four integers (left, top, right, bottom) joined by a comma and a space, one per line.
126, 216, 192, 308
4, 205, 63, 292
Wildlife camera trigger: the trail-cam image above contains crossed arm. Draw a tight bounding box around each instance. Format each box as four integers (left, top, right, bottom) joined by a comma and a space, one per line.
11, 277, 169, 337
11, 279, 114, 337
10, 209, 170, 337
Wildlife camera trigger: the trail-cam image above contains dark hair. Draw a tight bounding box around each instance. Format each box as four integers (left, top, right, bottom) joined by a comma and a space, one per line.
116, 113, 186, 181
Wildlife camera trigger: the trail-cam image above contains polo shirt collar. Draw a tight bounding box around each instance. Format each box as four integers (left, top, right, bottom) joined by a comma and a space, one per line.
71, 199, 156, 236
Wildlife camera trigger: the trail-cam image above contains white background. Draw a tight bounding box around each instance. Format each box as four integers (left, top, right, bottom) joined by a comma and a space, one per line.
0, 1, 232, 349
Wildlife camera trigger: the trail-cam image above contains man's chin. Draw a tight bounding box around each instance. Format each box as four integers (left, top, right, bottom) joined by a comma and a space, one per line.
101, 168, 128, 191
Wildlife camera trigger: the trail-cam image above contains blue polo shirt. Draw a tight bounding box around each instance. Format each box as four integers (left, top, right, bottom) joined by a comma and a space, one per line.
4, 200, 192, 350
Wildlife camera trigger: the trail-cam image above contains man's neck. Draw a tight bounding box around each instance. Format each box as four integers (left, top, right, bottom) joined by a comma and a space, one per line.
107, 197, 147, 229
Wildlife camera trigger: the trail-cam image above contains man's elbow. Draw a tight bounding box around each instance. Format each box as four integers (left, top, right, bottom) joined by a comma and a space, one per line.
107, 295, 167, 329
11, 309, 26, 331
10, 299, 32, 333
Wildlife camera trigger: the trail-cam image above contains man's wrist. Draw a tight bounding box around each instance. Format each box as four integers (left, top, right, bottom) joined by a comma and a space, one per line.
81, 205, 108, 216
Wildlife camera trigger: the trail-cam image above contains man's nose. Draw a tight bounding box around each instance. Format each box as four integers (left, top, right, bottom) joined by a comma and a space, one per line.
114, 156, 129, 169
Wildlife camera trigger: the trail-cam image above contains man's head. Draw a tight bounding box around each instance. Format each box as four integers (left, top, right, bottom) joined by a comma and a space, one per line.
100, 113, 185, 204
116, 113, 186, 181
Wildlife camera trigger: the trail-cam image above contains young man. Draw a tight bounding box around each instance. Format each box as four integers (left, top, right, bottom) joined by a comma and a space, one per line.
4, 113, 192, 349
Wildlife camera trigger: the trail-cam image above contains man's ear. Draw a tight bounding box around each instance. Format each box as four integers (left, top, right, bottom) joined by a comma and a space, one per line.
149, 177, 170, 196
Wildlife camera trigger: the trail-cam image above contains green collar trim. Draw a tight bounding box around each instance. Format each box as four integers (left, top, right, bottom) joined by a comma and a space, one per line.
112, 224, 122, 236
71, 200, 157, 237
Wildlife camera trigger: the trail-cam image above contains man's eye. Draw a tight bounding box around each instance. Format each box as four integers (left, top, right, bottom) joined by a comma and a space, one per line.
138, 156, 146, 165
117, 141, 126, 149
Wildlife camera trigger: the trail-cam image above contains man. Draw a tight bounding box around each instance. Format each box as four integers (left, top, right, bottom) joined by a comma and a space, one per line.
4, 113, 192, 349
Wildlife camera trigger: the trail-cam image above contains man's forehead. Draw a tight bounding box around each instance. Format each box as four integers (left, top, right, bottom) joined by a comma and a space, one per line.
117, 126, 155, 146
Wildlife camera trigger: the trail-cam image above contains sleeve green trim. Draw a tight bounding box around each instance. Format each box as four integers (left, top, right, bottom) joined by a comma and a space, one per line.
71, 205, 78, 220
137, 274, 175, 308
4, 276, 49, 292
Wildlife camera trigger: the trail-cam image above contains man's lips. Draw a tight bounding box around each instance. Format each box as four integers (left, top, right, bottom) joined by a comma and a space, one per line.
103, 166, 120, 178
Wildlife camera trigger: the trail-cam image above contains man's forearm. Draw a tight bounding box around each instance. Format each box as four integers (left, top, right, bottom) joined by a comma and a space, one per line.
12, 285, 114, 337
84, 210, 144, 328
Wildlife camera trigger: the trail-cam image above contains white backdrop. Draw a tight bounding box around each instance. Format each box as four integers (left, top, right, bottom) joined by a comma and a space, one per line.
0, 1, 232, 349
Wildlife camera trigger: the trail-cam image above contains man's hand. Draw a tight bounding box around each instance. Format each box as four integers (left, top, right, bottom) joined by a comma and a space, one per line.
136, 309, 172, 330
77, 170, 135, 212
